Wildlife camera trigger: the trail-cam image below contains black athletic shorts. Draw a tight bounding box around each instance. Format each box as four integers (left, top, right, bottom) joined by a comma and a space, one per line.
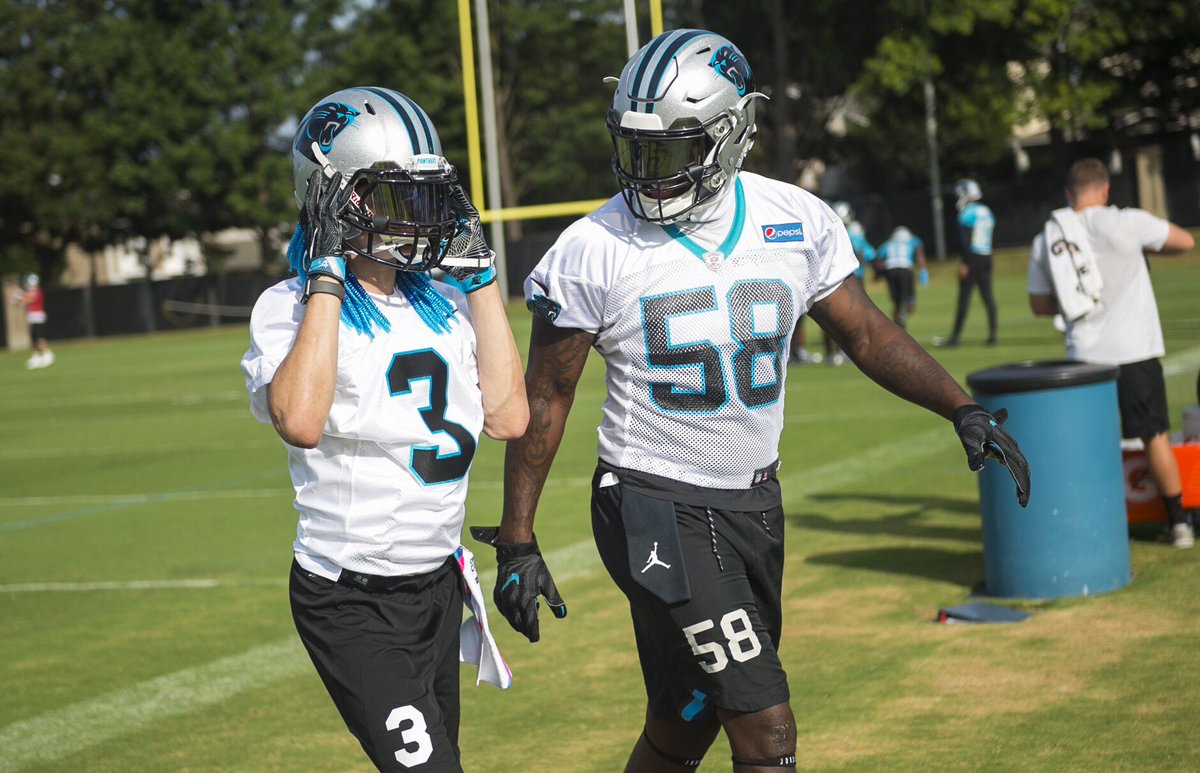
590, 462, 789, 723
1116, 357, 1170, 440
289, 558, 463, 772
884, 268, 915, 306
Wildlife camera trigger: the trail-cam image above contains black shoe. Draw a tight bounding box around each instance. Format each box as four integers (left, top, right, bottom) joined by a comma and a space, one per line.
986, 336, 998, 346
932, 335, 959, 348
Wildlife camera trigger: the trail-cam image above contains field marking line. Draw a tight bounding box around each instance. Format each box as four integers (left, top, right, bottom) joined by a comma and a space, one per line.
0, 489, 288, 509
0, 439, 281, 461
1, 389, 247, 412
0, 579, 287, 593
0, 639, 310, 772
1163, 343, 1200, 377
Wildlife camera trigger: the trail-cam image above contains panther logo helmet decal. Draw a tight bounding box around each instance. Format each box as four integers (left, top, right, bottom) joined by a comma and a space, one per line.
295, 102, 360, 163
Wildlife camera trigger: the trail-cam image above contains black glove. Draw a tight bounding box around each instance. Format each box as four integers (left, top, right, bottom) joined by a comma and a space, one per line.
441, 186, 496, 294
471, 526, 566, 643
953, 404, 1031, 508
300, 169, 352, 286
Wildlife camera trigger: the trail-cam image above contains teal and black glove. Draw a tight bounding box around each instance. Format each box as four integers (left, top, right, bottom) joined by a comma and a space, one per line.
300, 169, 351, 302
953, 404, 1031, 507
442, 185, 496, 294
471, 526, 567, 643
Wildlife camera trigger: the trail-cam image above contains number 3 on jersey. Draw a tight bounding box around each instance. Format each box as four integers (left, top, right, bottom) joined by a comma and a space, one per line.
387, 349, 476, 485
641, 279, 794, 413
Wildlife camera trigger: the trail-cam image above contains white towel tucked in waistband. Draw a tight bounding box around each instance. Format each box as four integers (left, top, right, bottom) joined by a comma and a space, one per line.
1043, 207, 1104, 321
454, 545, 513, 689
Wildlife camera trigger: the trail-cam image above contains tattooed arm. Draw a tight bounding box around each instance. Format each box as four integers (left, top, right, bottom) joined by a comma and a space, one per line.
499, 318, 597, 543
808, 278, 973, 420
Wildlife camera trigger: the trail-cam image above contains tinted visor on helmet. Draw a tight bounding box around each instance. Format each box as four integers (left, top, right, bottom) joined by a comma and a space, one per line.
607, 114, 722, 222
339, 157, 459, 272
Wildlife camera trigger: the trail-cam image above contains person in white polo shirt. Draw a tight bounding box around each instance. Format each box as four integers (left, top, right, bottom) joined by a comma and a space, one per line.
1027, 157, 1195, 548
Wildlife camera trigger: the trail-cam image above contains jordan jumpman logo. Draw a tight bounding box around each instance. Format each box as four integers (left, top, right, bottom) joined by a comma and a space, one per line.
641, 541, 672, 573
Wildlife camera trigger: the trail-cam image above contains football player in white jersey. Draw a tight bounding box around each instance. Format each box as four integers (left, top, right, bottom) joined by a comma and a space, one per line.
470, 31, 1031, 772
240, 87, 527, 772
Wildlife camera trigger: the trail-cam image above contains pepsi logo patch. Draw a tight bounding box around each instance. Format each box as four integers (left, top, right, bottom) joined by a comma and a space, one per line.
762, 222, 805, 243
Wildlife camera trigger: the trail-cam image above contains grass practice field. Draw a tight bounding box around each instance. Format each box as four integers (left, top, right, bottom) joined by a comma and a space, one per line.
2, 244, 1199, 772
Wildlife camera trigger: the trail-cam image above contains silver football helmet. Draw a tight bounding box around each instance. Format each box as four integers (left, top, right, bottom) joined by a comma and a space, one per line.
954, 179, 982, 211
292, 87, 459, 272
606, 30, 766, 223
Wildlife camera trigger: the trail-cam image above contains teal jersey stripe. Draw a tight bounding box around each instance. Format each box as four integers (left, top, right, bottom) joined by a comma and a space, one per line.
661, 178, 745, 263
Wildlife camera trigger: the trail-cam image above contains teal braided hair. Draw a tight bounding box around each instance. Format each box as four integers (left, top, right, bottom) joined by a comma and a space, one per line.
287, 223, 456, 337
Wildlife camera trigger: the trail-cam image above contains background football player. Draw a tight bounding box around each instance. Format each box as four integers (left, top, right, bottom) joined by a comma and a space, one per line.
473, 31, 1030, 773
241, 86, 527, 772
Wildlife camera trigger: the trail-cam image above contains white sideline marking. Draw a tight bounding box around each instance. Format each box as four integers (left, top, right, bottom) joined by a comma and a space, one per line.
0, 579, 286, 593
7, 343, 1198, 763
0, 639, 310, 772
1163, 344, 1200, 377
0, 489, 287, 509
0, 439, 280, 461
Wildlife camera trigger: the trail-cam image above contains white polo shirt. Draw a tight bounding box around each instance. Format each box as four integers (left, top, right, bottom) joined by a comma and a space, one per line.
1027, 205, 1169, 365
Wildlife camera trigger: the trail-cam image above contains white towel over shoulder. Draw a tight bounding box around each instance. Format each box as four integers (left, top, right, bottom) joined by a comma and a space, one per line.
454, 546, 513, 689
1043, 207, 1104, 321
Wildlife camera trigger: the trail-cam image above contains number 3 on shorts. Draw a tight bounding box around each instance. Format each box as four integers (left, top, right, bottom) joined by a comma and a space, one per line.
682, 608, 763, 674
386, 705, 433, 767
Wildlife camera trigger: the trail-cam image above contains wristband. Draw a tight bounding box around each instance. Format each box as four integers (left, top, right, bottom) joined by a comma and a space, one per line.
302, 276, 346, 304
447, 264, 497, 294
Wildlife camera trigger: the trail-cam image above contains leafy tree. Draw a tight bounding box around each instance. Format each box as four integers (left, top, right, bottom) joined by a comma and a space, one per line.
0, 0, 349, 280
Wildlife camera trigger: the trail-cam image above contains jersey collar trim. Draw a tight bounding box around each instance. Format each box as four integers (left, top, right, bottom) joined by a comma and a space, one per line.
661, 178, 745, 266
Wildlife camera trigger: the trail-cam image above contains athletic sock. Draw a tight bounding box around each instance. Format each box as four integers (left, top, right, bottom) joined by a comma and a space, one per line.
1162, 494, 1185, 526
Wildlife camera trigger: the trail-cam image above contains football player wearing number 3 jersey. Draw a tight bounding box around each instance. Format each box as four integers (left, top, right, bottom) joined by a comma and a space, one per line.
474, 31, 1031, 772
240, 87, 526, 772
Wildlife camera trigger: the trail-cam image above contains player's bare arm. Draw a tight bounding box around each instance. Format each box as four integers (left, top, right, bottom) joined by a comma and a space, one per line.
810, 278, 972, 420
266, 292, 341, 448
500, 318, 596, 543
466, 282, 529, 440
1159, 223, 1195, 253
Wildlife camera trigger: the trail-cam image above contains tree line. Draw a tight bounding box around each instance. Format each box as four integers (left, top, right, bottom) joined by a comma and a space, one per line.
1, 0, 1195, 280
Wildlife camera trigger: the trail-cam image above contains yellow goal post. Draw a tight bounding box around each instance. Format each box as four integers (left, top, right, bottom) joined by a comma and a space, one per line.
455, 0, 663, 225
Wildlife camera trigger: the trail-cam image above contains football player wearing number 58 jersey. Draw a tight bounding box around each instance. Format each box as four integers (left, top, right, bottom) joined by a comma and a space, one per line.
472, 31, 1032, 773
240, 87, 526, 772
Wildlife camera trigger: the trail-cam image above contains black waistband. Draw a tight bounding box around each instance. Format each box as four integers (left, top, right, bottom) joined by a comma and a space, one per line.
595, 459, 782, 510
335, 555, 456, 592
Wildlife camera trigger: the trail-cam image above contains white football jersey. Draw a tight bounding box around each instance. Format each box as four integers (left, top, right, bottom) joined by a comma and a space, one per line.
526, 172, 858, 489
241, 277, 482, 579
1027, 205, 1169, 365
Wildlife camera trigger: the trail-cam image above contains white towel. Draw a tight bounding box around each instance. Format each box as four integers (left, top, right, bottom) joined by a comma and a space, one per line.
1043, 208, 1104, 321
454, 546, 513, 689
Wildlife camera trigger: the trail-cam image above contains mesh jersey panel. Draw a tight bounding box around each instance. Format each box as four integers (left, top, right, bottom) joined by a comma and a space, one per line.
530, 173, 858, 489
596, 244, 830, 487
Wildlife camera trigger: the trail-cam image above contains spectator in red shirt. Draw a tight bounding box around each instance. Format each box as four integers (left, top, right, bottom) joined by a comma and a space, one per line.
13, 274, 54, 369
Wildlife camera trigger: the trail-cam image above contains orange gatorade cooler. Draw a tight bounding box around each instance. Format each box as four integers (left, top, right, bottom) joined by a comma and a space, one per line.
1123, 440, 1200, 523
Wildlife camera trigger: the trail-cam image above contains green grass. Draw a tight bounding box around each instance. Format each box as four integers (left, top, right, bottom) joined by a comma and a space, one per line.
1, 243, 1198, 772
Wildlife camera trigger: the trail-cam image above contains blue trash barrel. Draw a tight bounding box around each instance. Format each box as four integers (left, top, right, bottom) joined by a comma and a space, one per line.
966, 360, 1130, 599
